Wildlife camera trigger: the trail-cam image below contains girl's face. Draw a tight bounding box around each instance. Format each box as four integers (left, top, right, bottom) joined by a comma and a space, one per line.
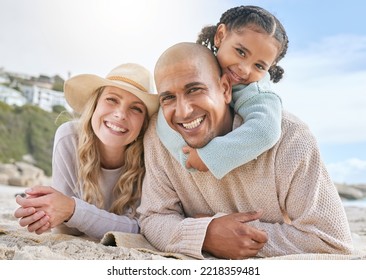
91, 86, 147, 151
215, 24, 280, 85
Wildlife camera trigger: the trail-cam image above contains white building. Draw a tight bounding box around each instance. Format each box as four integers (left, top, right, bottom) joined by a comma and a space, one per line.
1, 68, 72, 112
19, 84, 72, 112
0, 85, 27, 107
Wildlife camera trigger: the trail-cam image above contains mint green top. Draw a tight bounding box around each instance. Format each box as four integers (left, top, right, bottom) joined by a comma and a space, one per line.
156, 73, 282, 179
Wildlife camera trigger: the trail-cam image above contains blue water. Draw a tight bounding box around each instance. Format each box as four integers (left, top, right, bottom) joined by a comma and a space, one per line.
342, 198, 366, 208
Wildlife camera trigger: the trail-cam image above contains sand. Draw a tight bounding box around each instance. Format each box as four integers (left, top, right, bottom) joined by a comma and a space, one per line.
1, 184, 366, 260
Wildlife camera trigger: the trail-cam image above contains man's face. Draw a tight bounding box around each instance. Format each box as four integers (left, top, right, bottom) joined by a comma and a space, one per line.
156, 59, 231, 148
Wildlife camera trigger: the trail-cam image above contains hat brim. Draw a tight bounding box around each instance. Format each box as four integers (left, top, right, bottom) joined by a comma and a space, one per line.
64, 74, 159, 117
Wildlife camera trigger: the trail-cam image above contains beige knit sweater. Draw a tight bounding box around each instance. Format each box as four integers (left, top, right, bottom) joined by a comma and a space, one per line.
138, 111, 354, 259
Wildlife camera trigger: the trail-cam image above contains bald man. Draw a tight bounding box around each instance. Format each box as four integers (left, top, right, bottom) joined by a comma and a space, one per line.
137, 42, 353, 259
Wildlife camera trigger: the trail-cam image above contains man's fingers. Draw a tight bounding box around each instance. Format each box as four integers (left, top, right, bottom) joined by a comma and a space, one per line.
253, 231, 268, 244
235, 210, 264, 223
234, 211, 268, 244
249, 239, 266, 250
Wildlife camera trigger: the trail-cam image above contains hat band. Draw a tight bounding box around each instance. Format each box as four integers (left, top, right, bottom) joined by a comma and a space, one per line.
108, 76, 147, 92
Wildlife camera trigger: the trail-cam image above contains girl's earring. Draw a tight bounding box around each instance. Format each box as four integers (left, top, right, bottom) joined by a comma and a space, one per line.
213, 45, 218, 56
213, 39, 220, 56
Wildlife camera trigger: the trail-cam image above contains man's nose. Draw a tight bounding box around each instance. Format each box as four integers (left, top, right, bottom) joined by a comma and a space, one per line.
175, 99, 193, 118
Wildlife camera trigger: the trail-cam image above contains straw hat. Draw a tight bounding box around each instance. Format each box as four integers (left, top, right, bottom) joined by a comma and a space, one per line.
64, 63, 159, 117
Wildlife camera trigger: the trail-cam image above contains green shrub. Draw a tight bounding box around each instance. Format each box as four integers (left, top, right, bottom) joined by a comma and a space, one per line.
0, 101, 69, 176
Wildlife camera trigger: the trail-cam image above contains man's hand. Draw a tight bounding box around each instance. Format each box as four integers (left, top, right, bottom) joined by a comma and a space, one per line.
202, 211, 268, 259
182, 146, 209, 172
14, 186, 75, 234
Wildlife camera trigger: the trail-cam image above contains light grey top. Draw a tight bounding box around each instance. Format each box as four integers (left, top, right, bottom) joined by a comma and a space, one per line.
51, 121, 139, 240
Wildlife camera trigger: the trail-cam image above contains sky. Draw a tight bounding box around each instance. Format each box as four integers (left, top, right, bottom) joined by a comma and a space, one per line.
1, 0, 365, 184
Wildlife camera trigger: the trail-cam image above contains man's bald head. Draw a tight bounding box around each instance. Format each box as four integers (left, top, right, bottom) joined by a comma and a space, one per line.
154, 42, 222, 81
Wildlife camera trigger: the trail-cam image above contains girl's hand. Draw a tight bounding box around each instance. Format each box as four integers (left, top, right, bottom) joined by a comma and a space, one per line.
182, 146, 209, 172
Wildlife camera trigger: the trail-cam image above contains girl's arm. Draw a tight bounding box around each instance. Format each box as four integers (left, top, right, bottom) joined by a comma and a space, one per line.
156, 108, 194, 170
198, 74, 282, 179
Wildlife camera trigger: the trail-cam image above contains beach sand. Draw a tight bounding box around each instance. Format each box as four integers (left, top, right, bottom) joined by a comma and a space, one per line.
1, 184, 366, 260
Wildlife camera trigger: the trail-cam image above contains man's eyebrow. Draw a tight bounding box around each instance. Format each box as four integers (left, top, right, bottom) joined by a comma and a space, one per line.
184, 82, 204, 89
159, 91, 172, 98
159, 82, 205, 97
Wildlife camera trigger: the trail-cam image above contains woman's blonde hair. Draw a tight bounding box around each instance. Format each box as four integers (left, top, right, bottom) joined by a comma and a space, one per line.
76, 87, 149, 217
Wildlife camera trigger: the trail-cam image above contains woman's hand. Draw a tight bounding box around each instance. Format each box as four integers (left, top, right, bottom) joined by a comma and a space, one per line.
14, 186, 75, 234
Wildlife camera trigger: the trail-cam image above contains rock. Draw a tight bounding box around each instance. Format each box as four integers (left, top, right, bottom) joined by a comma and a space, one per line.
0, 161, 50, 187
0, 164, 19, 178
0, 173, 9, 185
8, 176, 32, 187
22, 154, 36, 165
336, 183, 365, 200
14, 161, 44, 180
352, 184, 366, 195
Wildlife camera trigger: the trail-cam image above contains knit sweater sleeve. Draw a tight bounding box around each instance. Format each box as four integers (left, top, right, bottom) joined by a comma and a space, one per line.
199, 74, 282, 179
51, 121, 139, 240
138, 114, 215, 259
249, 114, 353, 256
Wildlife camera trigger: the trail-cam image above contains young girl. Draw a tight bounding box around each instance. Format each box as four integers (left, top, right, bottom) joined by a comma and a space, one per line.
156, 5, 289, 179
14, 63, 159, 239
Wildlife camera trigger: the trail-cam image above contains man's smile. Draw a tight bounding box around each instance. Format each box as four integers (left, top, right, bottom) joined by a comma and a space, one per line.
179, 116, 204, 130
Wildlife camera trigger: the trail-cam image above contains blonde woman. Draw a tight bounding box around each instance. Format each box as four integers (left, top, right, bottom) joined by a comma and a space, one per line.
14, 63, 159, 240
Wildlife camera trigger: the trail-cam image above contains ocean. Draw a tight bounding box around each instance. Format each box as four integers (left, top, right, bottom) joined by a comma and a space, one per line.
342, 197, 366, 208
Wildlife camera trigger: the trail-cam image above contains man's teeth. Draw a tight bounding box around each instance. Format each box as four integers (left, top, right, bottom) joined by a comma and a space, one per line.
182, 117, 203, 129
106, 122, 126, 132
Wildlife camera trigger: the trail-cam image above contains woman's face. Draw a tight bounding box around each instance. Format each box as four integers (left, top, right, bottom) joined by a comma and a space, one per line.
91, 86, 147, 151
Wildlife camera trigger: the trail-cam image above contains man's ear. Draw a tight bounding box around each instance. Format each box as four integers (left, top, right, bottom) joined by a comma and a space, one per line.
220, 73, 232, 105
214, 24, 227, 48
